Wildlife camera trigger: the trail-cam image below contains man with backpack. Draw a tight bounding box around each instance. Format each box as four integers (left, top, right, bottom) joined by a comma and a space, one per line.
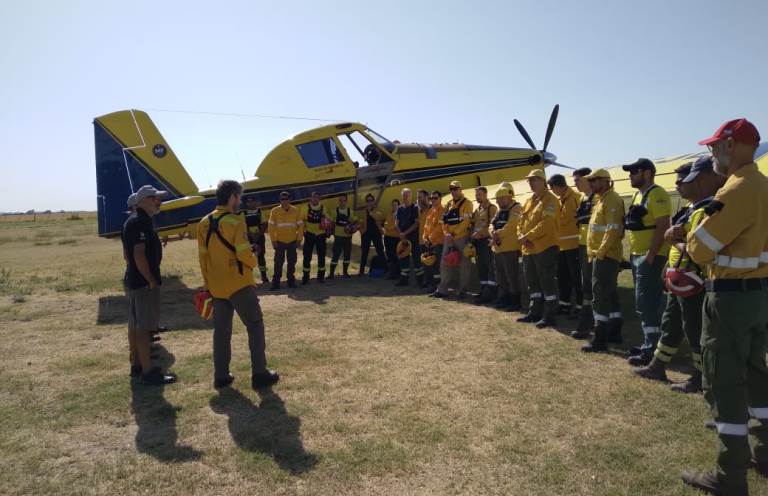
197, 180, 279, 390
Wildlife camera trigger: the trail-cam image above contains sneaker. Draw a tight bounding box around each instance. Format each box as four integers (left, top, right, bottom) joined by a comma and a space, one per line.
141, 367, 177, 386
252, 370, 280, 389
214, 373, 235, 389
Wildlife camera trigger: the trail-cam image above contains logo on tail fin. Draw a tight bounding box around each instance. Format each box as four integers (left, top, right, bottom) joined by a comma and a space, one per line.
153, 144, 167, 158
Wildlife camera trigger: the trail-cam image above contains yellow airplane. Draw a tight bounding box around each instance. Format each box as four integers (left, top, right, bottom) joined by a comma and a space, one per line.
94, 106, 564, 239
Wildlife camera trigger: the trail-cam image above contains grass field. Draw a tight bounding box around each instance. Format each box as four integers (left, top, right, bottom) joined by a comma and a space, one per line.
1, 215, 765, 496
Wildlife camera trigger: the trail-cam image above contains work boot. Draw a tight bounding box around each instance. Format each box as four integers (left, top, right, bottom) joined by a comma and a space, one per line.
214, 373, 235, 389
317, 271, 325, 283
607, 318, 623, 344
516, 313, 542, 323
457, 290, 468, 299
670, 371, 702, 394
270, 278, 280, 291
260, 271, 269, 284
473, 286, 486, 304
287, 277, 296, 289
535, 317, 557, 329
633, 358, 668, 383
485, 286, 497, 304
252, 370, 280, 390
395, 276, 409, 287
416, 274, 426, 287
359, 267, 366, 277
430, 290, 448, 299
141, 367, 177, 386
628, 349, 654, 367
582, 323, 608, 353
682, 470, 748, 496
328, 269, 335, 280
558, 303, 572, 316
507, 294, 522, 312
302, 273, 310, 285
570, 329, 591, 340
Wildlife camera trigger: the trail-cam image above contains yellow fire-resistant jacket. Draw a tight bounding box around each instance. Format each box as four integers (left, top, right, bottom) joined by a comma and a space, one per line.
268, 204, 304, 244
472, 201, 498, 239
688, 163, 768, 280
197, 206, 256, 299
383, 212, 399, 237
418, 204, 429, 240
331, 206, 358, 238
558, 187, 581, 251
359, 207, 385, 233
423, 204, 445, 246
587, 186, 625, 262
518, 190, 560, 255
441, 196, 474, 240
491, 201, 523, 254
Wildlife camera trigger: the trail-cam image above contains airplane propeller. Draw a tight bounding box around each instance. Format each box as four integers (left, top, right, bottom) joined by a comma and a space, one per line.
514, 104, 574, 169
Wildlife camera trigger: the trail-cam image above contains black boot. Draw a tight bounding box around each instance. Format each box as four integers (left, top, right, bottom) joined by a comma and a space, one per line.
480, 285, 496, 304
416, 274, 425, 287
287, 277, 296, 289
494, 293, 511, 309
516, 313, 542, 323
301, 273, 310, 285
328, 267, 336, 280
473, 286, 487, 304
582, 323, 608, 353
317, 271, 325, 283
628, 348, 654, 366
260, 271, 269, 284
395, 275, 409, 287
270, 277, 280, 291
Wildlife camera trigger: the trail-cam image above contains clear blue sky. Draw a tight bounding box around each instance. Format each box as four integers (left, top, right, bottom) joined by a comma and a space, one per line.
1, 0, 766, 212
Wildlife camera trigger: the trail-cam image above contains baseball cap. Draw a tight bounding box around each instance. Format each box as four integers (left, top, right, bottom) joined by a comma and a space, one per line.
449, 180, 462, 189
622, 158, 656, 174
525, 169, 546, 181
681, 155, 714, 184
585, 168, 611, 181
698, 118, 760, 146
134, 185, 169, 201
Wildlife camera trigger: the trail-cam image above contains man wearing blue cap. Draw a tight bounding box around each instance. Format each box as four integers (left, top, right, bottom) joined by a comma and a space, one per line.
634, 156, 724, 393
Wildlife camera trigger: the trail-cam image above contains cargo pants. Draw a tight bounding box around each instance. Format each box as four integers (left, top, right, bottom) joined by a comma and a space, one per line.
522, 246, 559, 318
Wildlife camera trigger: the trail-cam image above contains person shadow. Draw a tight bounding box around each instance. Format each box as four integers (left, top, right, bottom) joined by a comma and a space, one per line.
209, 387, 317, 475
130, 345, 203, 462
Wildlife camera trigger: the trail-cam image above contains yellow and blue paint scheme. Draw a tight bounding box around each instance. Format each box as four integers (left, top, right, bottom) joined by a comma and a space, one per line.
94, 109, 546, 239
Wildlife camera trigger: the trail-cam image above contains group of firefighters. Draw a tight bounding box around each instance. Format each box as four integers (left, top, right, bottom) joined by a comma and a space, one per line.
123, 117, 767, 495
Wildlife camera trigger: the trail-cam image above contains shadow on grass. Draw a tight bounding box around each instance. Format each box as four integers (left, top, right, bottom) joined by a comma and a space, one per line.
209, 387, 317, 475
97, 275, 213, 330
130, 345, 203, 462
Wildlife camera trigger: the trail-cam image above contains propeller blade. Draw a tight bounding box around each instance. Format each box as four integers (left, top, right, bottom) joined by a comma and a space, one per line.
542, 104, 559, 154
547, 161, 576, 170
514, 119, 537, 150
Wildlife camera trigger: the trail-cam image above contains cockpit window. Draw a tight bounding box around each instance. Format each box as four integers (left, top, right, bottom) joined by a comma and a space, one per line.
365, 128, 394, 150
296, 138, 344, 168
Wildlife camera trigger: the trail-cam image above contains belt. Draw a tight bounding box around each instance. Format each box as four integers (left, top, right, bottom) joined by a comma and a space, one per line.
705, 278, 768, 292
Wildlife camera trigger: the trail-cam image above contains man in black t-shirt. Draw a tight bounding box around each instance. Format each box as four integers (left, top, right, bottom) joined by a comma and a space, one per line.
121, 185, 176, 386
395, 188, 424, 287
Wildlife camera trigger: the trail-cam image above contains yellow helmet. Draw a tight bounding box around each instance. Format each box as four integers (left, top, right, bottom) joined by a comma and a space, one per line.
495, 187, 514, 200
420, 252, 437, 266
396, 239, 412, 259
463, 243, 477, 259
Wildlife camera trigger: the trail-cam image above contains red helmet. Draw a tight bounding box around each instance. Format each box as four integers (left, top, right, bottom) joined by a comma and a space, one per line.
194, 290, 214, 320
664, 269, 704, 297
443, 248, 461, 267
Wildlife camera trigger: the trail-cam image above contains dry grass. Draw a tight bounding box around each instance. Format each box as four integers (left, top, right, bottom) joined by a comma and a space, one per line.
0, 216, 765, 496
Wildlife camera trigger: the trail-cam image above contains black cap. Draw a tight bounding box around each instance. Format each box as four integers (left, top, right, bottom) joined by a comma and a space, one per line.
673, 162, 693, 178
622, 158, 656, 174
681, 155, 714, 184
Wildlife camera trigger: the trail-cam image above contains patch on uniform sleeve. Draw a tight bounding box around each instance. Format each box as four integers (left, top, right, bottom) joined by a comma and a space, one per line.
704, 201, 724, 216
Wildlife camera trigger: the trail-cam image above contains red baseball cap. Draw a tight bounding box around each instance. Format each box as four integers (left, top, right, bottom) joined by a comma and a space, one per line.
698, 118, 761, 146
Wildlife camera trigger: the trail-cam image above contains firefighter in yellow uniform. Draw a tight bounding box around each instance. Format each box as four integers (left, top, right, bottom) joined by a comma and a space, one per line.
433, 180, 474, 298
422, 190, 445, 294
547, 174, 582, 316
472, 186, 499, 304
243, 196, 269, 283
267, 191, 304, 290
329, 195, 358, 279
300, 191, 328, 284
516, 169, 560, 328
581, 169, 625, 353
682, 119, 768, 496
197, 180, 278, 390
417, 189, 430, 244
491, 186, 523, 311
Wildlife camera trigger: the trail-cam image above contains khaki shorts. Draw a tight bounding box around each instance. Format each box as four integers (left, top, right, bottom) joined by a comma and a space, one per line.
127, 286, 161, 332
